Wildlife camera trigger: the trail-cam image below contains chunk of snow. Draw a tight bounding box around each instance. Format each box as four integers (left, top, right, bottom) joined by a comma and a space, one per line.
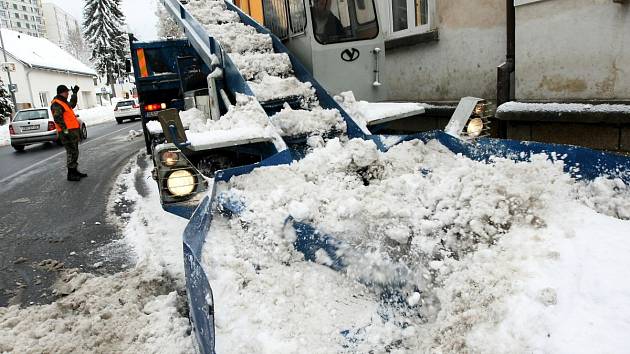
271, 104, 346, 136
248, 76, 317, 107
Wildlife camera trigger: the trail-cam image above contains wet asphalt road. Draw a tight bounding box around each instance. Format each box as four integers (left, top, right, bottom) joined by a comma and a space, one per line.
0, 120, 145, 307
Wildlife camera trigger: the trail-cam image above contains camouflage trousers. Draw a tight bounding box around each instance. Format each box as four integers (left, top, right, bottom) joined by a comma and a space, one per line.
60, 129, 81, 169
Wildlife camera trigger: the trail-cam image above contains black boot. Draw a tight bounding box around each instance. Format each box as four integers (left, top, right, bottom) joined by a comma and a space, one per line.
67, 168, 81, 181
76, 169, 88, 178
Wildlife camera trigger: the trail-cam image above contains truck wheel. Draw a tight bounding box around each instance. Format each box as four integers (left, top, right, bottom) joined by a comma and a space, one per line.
81, 124, 88, 140
116, 118, 123, 124
12, 144, 25, 152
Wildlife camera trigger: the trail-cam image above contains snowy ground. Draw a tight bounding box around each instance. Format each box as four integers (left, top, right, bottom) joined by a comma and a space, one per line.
0, 154, 194, 353
207, 137, 630, 353
76, 105, 116, 126
0, 124, 8, 147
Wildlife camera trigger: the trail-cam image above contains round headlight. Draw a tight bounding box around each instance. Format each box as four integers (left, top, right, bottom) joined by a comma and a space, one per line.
167, 170, 196, 197
466, 118, 484, 138
161, 151, 179, 167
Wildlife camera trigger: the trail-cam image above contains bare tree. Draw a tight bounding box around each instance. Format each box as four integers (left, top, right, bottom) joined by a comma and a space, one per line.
64, 27, 92, 67
156, 4, 183, 39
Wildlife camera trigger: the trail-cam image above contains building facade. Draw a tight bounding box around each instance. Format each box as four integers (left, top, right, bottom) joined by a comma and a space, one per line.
0, 0, 46, 38
42, 2, 80, 47
378, 0, 508, 103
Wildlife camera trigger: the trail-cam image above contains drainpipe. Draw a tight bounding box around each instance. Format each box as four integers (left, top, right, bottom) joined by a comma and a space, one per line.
496, 0, 516, 138
497, 0, 515, 106
26, 66, 36, 107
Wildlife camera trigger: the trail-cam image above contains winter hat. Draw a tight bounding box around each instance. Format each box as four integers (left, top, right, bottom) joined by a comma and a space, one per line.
57, 85, 70, 95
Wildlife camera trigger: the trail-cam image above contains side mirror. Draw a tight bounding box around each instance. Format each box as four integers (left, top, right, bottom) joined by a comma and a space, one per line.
125, 59, 132, 73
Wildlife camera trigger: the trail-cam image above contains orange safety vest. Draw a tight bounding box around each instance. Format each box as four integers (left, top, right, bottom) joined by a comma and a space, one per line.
51, 98, 80, 132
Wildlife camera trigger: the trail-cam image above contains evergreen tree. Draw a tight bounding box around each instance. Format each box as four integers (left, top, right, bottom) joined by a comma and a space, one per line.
0, 80, 14, 125
156, 4, 183, 39
83, 0, 127, 97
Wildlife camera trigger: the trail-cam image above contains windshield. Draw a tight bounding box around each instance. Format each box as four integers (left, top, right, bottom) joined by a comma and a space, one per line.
311, 0, 378, 45
14, 110, 49, 122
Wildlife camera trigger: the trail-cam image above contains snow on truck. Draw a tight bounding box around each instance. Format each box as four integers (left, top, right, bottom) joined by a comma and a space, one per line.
128, 0, 630, 352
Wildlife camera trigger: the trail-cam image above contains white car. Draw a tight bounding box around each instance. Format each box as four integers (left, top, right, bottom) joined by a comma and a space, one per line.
9, 108, 87, 152
114, 99, 141, 124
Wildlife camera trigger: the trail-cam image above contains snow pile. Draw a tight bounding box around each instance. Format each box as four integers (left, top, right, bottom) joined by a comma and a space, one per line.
230, 53, 293, 81
271, 104, 346, 136
186, 94, 276, 146
498, 101, 630, 114
204, 23, 273, 54
248, 75, 317, 107
186, 0, 319, 107
0, 124, 8, 146
185, 0, 240, 25
335, 91, 425, 128
75, 104, 115, 126
0, 155, 194, 353
0, 267, 192, 354
205, 137, 630, 352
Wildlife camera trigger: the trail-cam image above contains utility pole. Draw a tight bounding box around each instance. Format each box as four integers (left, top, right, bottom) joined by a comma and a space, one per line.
0, 26, 18, 114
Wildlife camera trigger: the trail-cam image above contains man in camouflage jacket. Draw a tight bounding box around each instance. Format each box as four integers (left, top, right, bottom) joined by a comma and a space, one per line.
51, 85, 87, 181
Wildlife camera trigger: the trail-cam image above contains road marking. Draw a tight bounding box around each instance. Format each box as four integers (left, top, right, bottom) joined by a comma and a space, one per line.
0, 126, 133, 185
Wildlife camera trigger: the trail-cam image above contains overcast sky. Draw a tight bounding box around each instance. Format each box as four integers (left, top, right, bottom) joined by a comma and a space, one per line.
42, 0, 159, 41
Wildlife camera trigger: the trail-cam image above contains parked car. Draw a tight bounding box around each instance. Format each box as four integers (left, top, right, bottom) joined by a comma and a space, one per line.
9, 108, 87, 152
114, 99, 141, 124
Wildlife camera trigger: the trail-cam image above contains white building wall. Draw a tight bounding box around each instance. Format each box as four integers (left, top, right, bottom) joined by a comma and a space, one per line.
0, 60, 98, 110
381, 0, 507, 102
515, 0, 630, 101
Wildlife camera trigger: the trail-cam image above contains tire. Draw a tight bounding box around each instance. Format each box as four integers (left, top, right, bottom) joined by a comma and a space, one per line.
12, 144, 25, 152
55, 137, 63, 146
81, 124, 88, 140
116, 118, 123, 124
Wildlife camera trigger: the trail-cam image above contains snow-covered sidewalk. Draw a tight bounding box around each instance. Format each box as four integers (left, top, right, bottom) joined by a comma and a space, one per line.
0, 154, 194, 353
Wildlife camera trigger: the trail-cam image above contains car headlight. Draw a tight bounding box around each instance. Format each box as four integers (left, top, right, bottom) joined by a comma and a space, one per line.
466, 118, 484, 138
167, 170, 196, 197
161, 151, 179, 167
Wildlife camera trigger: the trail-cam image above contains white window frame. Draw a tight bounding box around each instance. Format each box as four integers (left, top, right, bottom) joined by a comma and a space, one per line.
387, 0, 435, 40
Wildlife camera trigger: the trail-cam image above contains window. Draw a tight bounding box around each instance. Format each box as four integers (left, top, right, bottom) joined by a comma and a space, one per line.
263, 0, 289, 39
288, 0, 306, 34
389, 0, 432, 39
310, 0, 378, 45
15, 21, 20, 27
38, 92, 48, 108
262, 0, 306, 40
13, 12, 17, 18
12, 4, 16, 9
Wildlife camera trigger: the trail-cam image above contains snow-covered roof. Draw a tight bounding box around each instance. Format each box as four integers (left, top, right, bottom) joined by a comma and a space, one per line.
0, 29, 96, 76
